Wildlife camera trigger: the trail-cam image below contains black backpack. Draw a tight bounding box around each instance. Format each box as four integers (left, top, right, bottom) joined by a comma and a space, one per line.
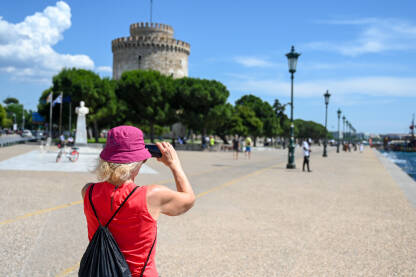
79, 184, 156, 277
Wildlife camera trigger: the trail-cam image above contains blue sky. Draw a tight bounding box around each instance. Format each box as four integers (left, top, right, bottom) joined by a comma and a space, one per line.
1, 0, 415, 134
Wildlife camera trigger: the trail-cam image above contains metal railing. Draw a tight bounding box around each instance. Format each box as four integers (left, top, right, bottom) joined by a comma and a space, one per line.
0, 135, 33, 147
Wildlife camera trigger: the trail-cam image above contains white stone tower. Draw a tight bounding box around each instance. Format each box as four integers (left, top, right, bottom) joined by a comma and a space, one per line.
112, 22, 190, 80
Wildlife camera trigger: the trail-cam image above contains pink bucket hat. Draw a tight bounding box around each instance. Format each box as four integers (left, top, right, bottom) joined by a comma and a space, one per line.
100, 125, 151, 163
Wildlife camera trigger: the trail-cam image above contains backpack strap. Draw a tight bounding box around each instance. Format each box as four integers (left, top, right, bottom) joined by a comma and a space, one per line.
88, 183, 102, 226
140, 233, 157, 277
105, 186, 140, 227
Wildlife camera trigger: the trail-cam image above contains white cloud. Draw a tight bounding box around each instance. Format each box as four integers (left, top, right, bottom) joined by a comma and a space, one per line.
234, 56, 274, 67
227, 76, 416, 98
96, 66, 112, 73
307, 18, 416, 56
0, 1, 94, 82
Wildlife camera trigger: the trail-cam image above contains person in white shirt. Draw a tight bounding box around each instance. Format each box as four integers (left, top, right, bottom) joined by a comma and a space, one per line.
302, 139, 312, 172
359, 143, 364, 153
59, 134, 65, 147
67, 136, 74, 146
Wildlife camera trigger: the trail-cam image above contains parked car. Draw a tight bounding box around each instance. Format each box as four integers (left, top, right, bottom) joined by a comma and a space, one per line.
21, 130, 33, 137
32, 130, 45, 140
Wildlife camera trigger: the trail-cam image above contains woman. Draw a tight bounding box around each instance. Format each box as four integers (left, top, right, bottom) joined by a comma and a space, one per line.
81, 125, 195, 277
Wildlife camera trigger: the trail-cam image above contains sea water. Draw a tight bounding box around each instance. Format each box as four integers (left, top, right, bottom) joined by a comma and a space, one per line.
381, 151, 416, 181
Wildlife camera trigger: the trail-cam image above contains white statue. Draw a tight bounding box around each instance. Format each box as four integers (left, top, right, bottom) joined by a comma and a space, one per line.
75, 101, 89, 145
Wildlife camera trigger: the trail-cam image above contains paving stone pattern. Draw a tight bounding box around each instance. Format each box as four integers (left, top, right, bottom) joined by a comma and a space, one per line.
0, 145, 415, 276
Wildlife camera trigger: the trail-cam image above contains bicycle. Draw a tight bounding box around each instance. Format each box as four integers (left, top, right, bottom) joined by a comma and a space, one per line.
56, 144, 79, 162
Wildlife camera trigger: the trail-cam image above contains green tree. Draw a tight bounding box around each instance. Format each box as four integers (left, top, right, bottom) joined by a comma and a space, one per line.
273, 99, 291, 138
38, 68, 117, 140
263, 116, 281, 144
206, 103, 247, 144
89, 77, 118, 138
116, 70, 176, 142
37, 88, 54, 134
236, 94, 275, 145
235, 105, 263, 138
294, 119, 329, 141
0, 104, 11, 128
3, 97, 19, 105
3, 98, 25, 129
229, 110, 248, 137
175, 77, 229, 141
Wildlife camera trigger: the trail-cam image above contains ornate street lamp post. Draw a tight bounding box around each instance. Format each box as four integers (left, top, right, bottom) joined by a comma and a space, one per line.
342, 116, 346, 151
285, 46, 301, 169
323, 90, 331, 157
21, 105, 25, 130
346, 120, 349, 144
346, 120, 350, 145
337, 109, 341, 153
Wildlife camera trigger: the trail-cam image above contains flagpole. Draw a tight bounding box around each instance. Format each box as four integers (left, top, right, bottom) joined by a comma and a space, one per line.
59, 92, 63, 135
69, 101, 72, 135
49, 93, 53, 138
150, 0, 153, 23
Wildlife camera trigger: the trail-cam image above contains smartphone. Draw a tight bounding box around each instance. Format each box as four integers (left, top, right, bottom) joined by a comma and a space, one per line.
145, 144, 162, 158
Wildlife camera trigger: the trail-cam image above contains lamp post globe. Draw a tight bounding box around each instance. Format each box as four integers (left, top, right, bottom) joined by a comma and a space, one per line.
323, 90, 331, 157
337, 109, 341, 153
324, 90, 331, 105
285, 46, 301, 169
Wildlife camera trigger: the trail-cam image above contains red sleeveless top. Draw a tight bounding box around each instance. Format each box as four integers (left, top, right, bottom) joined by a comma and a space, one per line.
83, 182, 158, 277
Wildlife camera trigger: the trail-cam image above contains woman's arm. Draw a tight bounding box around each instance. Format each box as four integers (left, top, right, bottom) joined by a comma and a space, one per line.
147, 142, 195, 219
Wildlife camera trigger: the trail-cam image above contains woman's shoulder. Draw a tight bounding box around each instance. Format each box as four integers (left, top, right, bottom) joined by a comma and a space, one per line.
81, 183, 93, 199
145, 184, 172, 201
145, 184, 165, 194
81, 182, 109, 199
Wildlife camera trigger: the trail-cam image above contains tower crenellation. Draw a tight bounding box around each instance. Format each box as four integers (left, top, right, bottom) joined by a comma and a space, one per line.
130, 22, 174, 37
112, 22, 190, 80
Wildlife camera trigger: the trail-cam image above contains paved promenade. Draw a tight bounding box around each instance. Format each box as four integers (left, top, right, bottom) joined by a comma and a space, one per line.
0, 144, 416, 276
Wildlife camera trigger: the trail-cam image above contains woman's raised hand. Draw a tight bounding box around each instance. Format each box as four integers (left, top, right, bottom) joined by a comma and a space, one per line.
155, 142, 181, 170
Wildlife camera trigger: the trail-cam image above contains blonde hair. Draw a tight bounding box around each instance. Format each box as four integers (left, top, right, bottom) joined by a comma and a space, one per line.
95, 159, 143, 186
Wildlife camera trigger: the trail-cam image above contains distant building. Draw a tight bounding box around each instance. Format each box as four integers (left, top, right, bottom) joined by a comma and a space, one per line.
112, 22, 190, 80
380, 133, 409, 140
330, 131, 367, 141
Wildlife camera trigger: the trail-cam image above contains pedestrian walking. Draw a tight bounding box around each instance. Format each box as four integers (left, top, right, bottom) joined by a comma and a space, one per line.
209, 136, 215, 151
302, 139, 312, 172
245, 136, 252, 160
359, 143, 364, 153
81, 126, 195, 277
59, 133, 65, 147
232, 135, 240, 160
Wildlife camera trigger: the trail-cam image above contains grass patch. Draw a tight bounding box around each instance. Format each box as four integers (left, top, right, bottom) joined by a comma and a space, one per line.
87, 138, 107, 143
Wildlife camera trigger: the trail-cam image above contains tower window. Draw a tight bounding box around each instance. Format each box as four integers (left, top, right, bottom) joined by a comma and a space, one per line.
138, 55, 142, 69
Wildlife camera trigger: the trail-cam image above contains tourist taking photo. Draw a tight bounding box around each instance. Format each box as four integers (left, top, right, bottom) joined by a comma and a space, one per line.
80, 125, 195, 277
